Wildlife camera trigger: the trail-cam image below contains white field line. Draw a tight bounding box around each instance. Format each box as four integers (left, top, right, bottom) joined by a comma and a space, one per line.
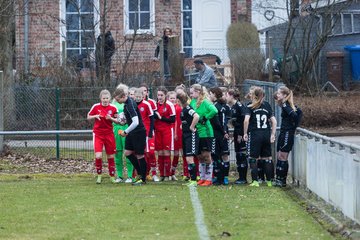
189, 186, 210, 240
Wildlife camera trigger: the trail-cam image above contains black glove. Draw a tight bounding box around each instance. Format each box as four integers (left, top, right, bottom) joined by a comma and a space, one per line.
199, 117, 207, 125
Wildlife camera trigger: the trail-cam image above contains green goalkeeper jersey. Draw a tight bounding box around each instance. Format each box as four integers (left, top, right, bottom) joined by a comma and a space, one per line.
190, 98, 218, 138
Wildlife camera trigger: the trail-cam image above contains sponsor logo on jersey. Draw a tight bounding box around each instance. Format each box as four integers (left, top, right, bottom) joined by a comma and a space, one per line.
140, 107, 144, 112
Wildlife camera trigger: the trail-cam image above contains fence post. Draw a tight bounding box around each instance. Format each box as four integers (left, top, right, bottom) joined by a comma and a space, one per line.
0, 71, 3, 152
55, 88, 60, 159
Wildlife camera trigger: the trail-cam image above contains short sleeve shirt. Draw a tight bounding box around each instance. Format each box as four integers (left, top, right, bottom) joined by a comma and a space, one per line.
88, 103, 118, 135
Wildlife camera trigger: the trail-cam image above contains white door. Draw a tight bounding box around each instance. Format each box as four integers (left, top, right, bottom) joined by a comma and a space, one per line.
192, 0, 231, 63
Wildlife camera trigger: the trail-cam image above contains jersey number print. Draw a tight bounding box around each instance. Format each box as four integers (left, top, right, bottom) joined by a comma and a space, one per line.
256, 114, 268, 129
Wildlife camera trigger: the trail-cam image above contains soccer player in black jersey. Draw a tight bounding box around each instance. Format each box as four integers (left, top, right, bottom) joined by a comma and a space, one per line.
209, 87, 230, 185
243, 87, 277, 187
176, 90, 200, 187
274, 86, 302, 187
113, 84, 147, 185
226, 88, 248, 185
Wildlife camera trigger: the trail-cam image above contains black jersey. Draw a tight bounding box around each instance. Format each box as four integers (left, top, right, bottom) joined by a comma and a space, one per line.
124, 97, 146, 133
211, 101, 227, 135
230, 101, 247, 135
280, 102, 299, 131
246, 101, 273, 132
180, 105, 197, 134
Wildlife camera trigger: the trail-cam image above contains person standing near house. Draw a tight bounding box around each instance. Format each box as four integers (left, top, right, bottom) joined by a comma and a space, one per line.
243, 86, 277, 187
274, 86, 302, 187
154, 27, 172, 80
87, 89, 118, 184
190, 84, 218, 186
154, 86, 176, 181
194, 59, 218, 88
113, 84, 147, 185
95, 30, 115, 80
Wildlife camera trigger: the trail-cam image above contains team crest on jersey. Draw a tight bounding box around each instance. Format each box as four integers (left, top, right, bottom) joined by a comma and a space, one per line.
108, 110, 113, 115
163, 107, 167, 112
140, 107, 144, 112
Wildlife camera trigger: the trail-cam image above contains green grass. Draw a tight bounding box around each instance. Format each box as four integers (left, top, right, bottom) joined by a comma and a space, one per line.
0, 175, 335, 240
11, 147, 94, 160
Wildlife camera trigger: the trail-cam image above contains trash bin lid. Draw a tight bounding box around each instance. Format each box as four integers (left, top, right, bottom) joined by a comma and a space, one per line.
344, 45, 360, 51
326, 51, 345, 57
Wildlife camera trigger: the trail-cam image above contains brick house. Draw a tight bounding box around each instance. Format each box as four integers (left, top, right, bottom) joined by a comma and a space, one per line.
15, 0, 252, 81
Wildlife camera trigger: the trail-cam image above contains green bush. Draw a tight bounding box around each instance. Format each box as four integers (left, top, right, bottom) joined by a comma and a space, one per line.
226, 22, 263, 84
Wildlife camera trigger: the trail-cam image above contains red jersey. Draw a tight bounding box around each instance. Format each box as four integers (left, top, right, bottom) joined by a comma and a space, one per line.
147, 98, 157, 111
88, 103, 118, 135
155, 100, 176, 130
174, 103, 182, 133
137, 99, 153, 134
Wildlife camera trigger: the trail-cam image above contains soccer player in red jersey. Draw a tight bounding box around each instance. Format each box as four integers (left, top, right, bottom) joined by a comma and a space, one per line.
87, 89, 118, 184
154, 86, 176, 181
167, 91, 183, 181
139, 84, 158, 181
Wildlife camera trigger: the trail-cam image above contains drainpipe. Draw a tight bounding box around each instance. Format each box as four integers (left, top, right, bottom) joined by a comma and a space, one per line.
24, 0, 29, 74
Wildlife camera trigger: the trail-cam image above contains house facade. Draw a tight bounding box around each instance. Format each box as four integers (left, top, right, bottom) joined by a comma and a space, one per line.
15, 0, 252, 77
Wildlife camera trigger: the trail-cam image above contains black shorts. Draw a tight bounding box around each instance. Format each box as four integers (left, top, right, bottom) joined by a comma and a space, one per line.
213, 135, 230, 158
277, 130, 295, 153
125, 129, 146, 155
246, 130, 272, 158
198, 137, 213, 154
182, 132, 199, 157
233, 131, 246, 153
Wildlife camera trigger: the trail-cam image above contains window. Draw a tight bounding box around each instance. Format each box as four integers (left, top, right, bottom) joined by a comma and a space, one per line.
182, 0, 192, 57
326, 12, 360, 36
65, 0, 96, 65
124, 0, 155, 35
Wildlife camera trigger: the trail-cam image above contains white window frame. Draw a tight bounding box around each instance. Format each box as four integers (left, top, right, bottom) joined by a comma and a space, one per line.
330, 11, 360, 36
59, 0, 100, 63
123, 0, 155, 35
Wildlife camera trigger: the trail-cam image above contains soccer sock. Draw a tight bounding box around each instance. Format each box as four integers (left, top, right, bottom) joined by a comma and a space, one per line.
257, 159, 265, 181
249, 158, 258, 182
164, 155, 171, 177
148, 153, 157, 175
194, 156, 200, 177
223, 161, 230, 177
235, 152, 242, 176
276, 160, 289, 183
107, 157, 115, 177
205, 163, 213, 181
158, 155, 164, 177
199, 163, 206, 180
127, 154, 141, 175
264, 159, 274, 181
183, 157, 189, 177
95, 158, 102, 175
239, 153, 248, 181
188, 163, 197, 181
144, 155, 150, 176
115, 150, 123, 178
125, 157, 134, 179
171, 155, 179, 175
138, 157, 147, 182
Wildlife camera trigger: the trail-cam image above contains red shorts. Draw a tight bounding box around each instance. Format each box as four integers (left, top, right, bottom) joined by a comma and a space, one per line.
155, 128, 174, 151
174, 132, 183, 151
146, 136, 155, 153
93, 132, 116, 155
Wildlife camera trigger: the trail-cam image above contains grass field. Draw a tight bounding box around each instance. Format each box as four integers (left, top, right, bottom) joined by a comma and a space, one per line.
0, 174, 335, 240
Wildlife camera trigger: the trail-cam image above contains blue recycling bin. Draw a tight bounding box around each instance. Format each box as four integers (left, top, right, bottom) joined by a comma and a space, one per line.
344, 45, 360, 81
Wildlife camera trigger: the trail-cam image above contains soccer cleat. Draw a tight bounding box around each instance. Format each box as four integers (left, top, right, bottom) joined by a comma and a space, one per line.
152, 175, 160, 182
196, 176, 201, 181
125, 177, 133, 183
132, 179, 144, 186
182, 176, 190, 181
197, 179, 206, 185
199, 180, 213, 186
249, 181, 260, 187
110, 177, 116, 183
266, 181, 273, 187
223, 177, 229, 185
186, 180, 198, 187
171, 175, 178, 181
235, 179, 247, 185
163, 177, 170, 181
146, 175, 152, 181
212, 177, 218, 184
274, 179, 286, 188
96, 175, 102, 184
114, 177, 123, 183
